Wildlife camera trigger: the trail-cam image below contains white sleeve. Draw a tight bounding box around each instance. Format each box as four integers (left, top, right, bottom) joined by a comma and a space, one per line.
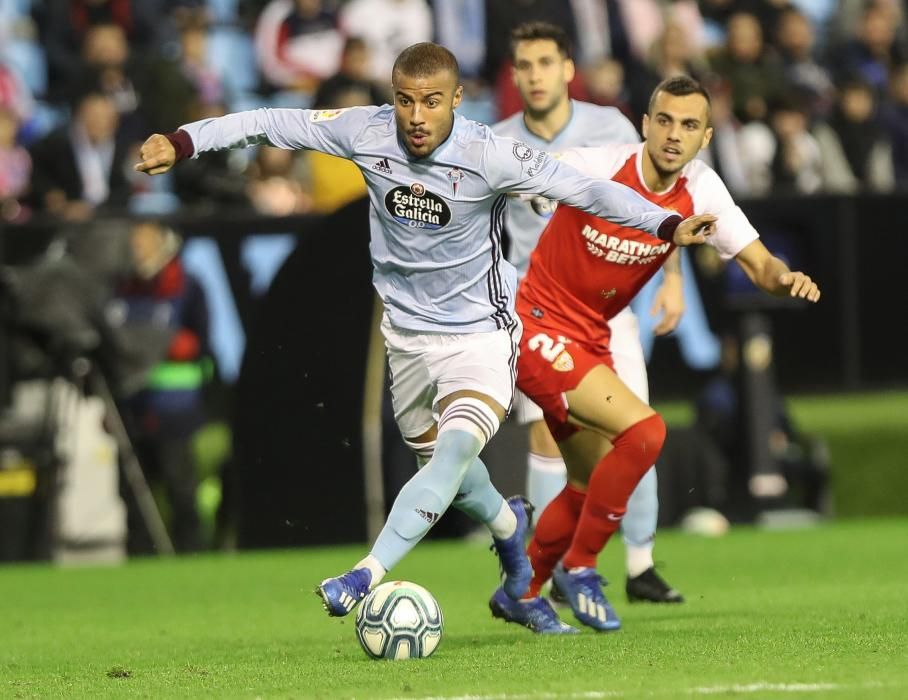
483, 136, 678, 236
689, 164, 760, 260
554, 145, 632, 179
179, 106, 375, 160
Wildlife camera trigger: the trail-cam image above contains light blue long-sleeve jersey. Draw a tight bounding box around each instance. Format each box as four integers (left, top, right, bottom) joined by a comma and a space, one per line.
178, 105, 678, 333
493, 101, 641, 277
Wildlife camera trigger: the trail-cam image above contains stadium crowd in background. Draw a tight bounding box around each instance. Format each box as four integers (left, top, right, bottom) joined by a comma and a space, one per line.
0, 0, 863, 559
3, 0, 908, 224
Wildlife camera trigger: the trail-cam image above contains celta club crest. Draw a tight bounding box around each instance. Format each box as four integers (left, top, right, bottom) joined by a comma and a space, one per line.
513, 142, 534, 161
446, 167, 464, 196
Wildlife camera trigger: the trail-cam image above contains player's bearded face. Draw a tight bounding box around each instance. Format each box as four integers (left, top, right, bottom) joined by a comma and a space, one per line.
393, 70, 463, 158
643, 92, 713, 176
512, 40, 574, 117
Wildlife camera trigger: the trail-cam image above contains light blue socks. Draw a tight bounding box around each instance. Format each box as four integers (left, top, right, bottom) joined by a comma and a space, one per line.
371, 428, 482, 570
452, 457, 509, 524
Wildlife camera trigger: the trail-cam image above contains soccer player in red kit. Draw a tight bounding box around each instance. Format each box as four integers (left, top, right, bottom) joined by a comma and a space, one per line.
489, 76, 821, 634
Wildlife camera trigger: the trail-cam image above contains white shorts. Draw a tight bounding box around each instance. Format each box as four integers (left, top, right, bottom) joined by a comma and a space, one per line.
382, 314, 522, 439
609, 307, 649, 405
512, 307, 649, 426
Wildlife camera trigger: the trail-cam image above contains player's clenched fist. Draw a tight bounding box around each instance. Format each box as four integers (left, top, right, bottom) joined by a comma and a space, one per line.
779, 271, 821, 302
134, 134, 176, 175
672, 213, 717, 247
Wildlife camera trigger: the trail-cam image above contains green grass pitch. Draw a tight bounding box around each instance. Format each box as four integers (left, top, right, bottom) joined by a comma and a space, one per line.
2, 518, 906, 699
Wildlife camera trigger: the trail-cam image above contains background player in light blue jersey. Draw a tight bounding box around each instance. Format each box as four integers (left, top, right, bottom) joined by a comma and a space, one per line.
494, 22, 684, 606
135, 42, 714, 619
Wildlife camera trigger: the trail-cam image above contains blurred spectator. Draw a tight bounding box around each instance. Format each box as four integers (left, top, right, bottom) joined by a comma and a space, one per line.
36, 0, 162, 101
111, 220, 210, 554
254, 0, 344, 94
0, 105, 31, 222
172, 102, 252, 209
312, 36, 390, 108
738, 94, 822, 195
814, 80, 894, 193
569, 0, 629, 66
0, 62, 35, 124
832, 0, 907, 55
246, 145, 313, 215
431, 0, 486, 78
27, 89, 131, 220
775, 7, 834, 118
339, 0, 432, 82
698, 79, 751, 196
76, 23, 143, 135
647, 19, 708, 80
709, 11, 785, 122
616, 0, 705, 63
883, 63, 908, 187
833, 4, 906, 95
80, 22, 200, 137
176, 10, 225, 109
700, 0, 794, 42
625, 20, 708, 123
583, 58, 635, 124
768, 96, 823, 194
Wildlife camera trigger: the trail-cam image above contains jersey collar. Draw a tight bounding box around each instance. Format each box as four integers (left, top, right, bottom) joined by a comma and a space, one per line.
634, 142, 683, 196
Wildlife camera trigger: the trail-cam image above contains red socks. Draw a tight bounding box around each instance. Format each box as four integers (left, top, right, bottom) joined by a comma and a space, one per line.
525, 483, 586, 598
562, 414, 666, 570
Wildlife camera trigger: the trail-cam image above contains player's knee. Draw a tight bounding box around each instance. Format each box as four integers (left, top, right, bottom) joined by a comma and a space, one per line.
437, 397, 501, 449
616, 413, 666, 471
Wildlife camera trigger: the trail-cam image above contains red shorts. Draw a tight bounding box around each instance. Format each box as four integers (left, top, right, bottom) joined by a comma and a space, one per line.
516, 320, 614, 442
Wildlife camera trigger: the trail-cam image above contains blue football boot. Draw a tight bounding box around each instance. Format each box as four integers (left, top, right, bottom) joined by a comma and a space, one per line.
490, 496, 534, 599
551, 563, 621, 632
315, 568, 372, 617
489, 587, 578, 634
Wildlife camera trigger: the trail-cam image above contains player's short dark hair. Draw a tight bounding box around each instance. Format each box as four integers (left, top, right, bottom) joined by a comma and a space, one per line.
648, 76, 712, 116
392, 43, 460, 83
509, 22, 572, 60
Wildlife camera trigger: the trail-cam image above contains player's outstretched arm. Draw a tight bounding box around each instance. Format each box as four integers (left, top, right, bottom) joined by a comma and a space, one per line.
651, 250, 685, 335
734, 240, 821, 302
134, 134, 176, 176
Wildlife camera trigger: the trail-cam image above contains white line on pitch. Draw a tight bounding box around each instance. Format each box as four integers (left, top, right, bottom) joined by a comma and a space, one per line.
376, 680, 894, 700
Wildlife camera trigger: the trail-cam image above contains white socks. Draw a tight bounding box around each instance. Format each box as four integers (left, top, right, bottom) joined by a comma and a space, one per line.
356, 554, 387, 589
526, 452, 568, 515
487, 498, 518, 540
626, 543, 655, 578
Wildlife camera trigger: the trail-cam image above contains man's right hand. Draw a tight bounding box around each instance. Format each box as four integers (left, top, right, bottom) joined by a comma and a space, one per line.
134, 134, 176, 175
673, 214, 716, 247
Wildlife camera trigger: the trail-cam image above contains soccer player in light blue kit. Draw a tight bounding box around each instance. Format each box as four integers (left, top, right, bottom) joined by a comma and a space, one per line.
134, 42, 714, 618
493, 23, 684, 616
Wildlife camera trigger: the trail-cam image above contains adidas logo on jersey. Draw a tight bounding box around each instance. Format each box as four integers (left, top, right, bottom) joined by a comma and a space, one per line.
372, 158, 393, 174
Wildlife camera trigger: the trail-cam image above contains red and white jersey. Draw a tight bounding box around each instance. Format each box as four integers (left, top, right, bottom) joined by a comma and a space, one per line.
517, 143, 759, 347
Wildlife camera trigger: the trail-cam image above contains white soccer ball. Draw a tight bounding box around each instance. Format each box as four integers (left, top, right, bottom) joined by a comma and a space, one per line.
354, 581, 444, 660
